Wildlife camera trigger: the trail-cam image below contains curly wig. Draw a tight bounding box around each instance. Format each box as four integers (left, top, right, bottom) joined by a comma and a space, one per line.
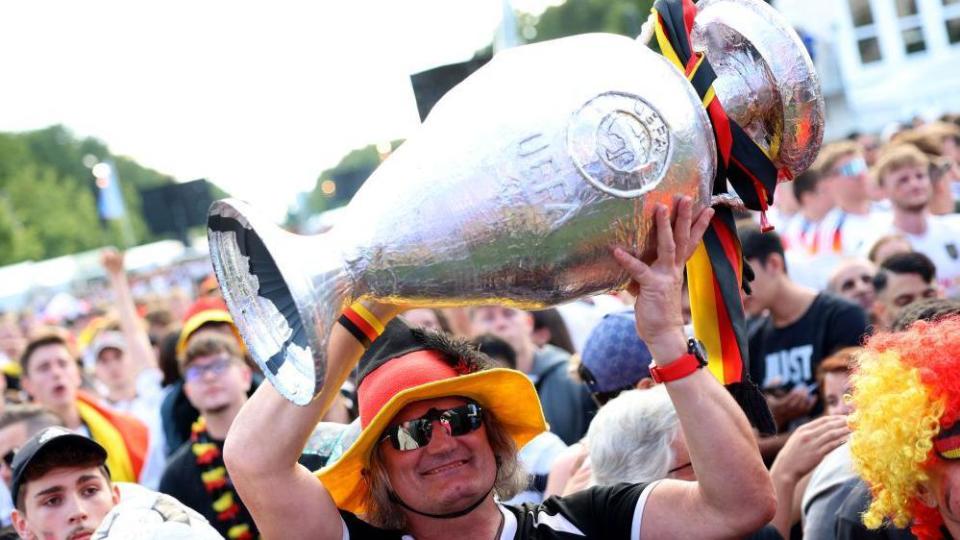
849, 316, 960, 539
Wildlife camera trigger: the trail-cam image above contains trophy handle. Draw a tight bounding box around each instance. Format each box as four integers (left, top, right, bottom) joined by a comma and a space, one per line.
208, 199, 351, 406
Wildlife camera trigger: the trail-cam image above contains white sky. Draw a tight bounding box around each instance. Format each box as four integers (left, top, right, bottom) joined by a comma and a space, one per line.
0, 0, 559, 221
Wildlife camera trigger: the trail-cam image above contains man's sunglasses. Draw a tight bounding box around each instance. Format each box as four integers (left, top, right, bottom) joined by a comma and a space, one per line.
835, 158, 867, 178
2, 449, 16, 467
381, 402, 483, 452
184, 356, 234, 383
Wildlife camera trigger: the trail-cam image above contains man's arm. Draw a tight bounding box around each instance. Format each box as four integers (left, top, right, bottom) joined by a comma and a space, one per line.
613, 199, 777, 539
102, 248, 156, 374
223, 304, 400, 540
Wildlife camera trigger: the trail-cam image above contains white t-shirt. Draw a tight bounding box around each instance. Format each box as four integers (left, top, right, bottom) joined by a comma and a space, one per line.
866, 214, 960, 297
816, 208, 892, 258
104, 368, 167, 489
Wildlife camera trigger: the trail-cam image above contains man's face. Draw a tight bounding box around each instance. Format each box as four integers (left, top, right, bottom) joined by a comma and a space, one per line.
925, 459, 960, 535
744, 257, 779, 315
93, 348, 131, 394
403, 309, 442, 332
0, 423, 29, 487
829, 154, 870, 204
823, 371, 853, 416
470, 307, 533, 357
182, 353, 251, 415
873, 272, 940, 330
884, 164, 931, 213
22, 345, 81, 410
800, 180, 834, 218
11, 465, 119, 540
380, 396, 497, 517
829, 261, 876, 311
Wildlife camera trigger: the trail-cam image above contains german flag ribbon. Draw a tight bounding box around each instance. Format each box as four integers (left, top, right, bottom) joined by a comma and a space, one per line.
652, 0, 777, 433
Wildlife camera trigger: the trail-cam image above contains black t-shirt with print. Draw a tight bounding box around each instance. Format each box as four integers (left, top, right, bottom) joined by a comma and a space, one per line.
748, 293, 867, 392
341, 483, 648, 539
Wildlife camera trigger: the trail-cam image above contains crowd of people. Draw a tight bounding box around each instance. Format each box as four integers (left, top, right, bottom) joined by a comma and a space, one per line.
0, 114, 958, 539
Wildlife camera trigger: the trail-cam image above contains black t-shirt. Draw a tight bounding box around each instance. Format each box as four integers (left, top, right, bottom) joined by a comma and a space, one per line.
748, 293, 867, 392
340, 482, 650, 539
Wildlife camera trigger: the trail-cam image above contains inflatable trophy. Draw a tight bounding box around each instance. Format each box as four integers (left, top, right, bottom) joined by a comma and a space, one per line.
208, 0, 824, 404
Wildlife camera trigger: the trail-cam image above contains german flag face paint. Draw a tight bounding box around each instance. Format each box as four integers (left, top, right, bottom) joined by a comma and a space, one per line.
935, 421, 960, 460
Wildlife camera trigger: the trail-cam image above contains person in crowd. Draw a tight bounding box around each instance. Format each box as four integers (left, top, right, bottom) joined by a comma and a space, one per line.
158, 332, 259, 539
530, 309, 576, 355
826, 258, 878, 313
813, 141, 891, 258
94, 248, 168, 485
780, 169, 835, 255
402, 309, 450, 333
801, 299, 960, 540
817, 347, 859, 417
845, 315, 960, 539
470, 305, 595, 445
866, 234, 913, 266
852, 131, 882, 167
544, 310, 656, 498
10, 427, 221, 539
221, 199, 776, 539
871, 252, 941, 332
768, 414, 850, 539
798, 348, 862, 540
18, 331, 159, 488
0, 405, 64, 529
586, 386, 693, 487
741, 226, 867, 460
870, 143, 960, 296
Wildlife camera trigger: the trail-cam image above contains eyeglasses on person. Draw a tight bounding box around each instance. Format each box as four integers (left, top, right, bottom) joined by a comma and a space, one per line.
380, 402, 483, 452
184, 356, 235, 382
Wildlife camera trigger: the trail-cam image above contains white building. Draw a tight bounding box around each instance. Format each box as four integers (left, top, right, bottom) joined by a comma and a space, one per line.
774, 0, 960, 140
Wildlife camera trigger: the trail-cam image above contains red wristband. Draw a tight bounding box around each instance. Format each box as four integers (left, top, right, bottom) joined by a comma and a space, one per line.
649, 353, 703, 384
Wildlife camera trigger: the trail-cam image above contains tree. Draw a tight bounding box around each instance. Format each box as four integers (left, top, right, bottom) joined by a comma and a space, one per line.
521, 0, 654, 43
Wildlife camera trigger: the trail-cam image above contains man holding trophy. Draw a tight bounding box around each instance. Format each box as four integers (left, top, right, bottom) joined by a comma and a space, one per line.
222, 199, 777, 539
206, 0, 826, 537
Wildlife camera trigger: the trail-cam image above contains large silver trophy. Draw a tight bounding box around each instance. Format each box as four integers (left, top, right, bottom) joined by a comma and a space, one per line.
208, 0, 823, 404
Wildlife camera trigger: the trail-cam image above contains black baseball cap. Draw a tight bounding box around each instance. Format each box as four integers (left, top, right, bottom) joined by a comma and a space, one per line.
10, 427, 108, 508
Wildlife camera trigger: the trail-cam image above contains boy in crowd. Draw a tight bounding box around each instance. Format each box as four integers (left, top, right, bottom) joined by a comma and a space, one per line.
10, 427, 220, 539
869, 144, 960, 296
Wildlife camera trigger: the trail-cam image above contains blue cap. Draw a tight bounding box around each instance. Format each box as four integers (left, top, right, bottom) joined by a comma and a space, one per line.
580, 311, 652, 393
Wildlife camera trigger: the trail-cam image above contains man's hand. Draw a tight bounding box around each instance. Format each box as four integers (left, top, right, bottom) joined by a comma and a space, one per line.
771, 415, 848, 483
101, 247, 125, 275
767, 387, 817, 429
613, 196, 713, 359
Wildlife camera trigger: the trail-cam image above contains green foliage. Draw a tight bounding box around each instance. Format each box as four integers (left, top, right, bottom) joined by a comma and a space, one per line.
0, 125, 177, 265
522, 0, 654, 43
301, 140, 404, 220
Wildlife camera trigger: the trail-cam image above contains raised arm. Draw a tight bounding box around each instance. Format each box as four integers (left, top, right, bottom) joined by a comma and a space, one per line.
223, 303, 400, 540
613, 198, 777, 540
101, 248, 156, 373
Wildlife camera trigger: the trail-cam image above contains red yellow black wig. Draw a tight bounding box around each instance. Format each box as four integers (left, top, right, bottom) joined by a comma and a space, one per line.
849, 316, 960, 539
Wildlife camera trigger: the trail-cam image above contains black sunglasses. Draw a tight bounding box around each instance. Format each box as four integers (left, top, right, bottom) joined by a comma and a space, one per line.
3, 449, 16, 467
381, 402, 483, 452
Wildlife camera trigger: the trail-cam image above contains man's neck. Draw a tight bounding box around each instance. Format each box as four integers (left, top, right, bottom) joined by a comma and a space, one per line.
55, 403, 83, 430
839, 199, 870, 215
515, 343, 535, 375
405, 497, 502, 540
893, 208, 928, 236
801, 206, 828, 223
107, 382, 137, 404
768, 281, 818, 328
203, 400, 245, 440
